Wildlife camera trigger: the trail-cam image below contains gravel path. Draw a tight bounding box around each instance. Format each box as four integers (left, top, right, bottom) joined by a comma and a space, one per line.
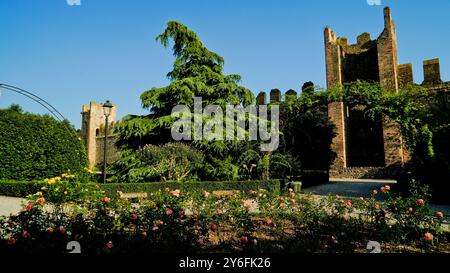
1, 180, 449, 219
303, 181, 395, 199
303, 181, 450, 221
0, 196, 26, 217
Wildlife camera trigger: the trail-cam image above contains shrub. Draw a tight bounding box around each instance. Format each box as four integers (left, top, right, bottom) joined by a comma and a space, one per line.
110, 143, 204, 183
0, 179, 281, 198
0, 180, 44, 197
101, 180, 281, 197
0, 105, 87, 180
0, 180, 447, 253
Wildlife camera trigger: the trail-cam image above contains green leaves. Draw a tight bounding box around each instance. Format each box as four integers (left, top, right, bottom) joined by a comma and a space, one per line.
111, 143, 204, 183
0, 106, 87, 181
116, 21, 254, 150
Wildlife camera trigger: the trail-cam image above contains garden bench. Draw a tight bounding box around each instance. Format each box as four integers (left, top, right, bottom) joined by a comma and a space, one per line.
119, 192, 148, 200
212, 190, 240, 198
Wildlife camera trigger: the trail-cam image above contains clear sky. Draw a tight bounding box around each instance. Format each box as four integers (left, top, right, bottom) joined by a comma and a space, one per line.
0, 0, 449, 129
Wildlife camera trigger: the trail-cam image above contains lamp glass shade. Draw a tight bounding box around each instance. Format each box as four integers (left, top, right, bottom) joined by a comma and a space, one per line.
103, 100, 113, 117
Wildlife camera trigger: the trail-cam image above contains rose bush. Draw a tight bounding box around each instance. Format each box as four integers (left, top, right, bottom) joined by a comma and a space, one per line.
0, 179, 448, 253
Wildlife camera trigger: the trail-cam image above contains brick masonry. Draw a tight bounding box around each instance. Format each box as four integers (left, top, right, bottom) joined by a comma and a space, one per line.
80, 101, 118, 170
324, 6, 449, 179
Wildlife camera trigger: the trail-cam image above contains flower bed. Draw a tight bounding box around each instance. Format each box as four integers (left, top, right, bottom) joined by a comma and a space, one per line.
0, 176, 448, 253
0, 179, 281, 198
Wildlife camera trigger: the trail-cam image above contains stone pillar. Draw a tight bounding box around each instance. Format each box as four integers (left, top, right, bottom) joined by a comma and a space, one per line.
285, 89, 297, 101
423, 58, 442, 85
270, 89, 281, 104
377, 7, 399, 93
376, 7, 404, 168
382, 117, 404, 166
256, 92, 266, 105
324, 27, 343, 88
398, 63, 414, 88
328, 101, 347, 170
324, 27, 347, 172
302, 81, 315, 95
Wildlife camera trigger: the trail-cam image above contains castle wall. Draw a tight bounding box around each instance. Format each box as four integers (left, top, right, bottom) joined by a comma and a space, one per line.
324, 7, 406, 178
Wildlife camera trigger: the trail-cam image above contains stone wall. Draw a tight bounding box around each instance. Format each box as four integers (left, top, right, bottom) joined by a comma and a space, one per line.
80, 101, 118, 170
323, 7, 412, 179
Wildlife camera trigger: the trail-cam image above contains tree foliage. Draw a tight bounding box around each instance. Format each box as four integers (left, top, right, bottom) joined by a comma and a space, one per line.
115, 21, 254, 152
280, 88, 336, 171
110, 143, 204, 183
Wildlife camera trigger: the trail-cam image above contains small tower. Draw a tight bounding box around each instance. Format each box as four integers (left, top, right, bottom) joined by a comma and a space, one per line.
81, 101, 117, 169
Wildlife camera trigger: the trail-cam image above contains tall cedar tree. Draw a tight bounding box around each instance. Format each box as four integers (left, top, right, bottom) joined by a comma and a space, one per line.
115, 21, 254, 152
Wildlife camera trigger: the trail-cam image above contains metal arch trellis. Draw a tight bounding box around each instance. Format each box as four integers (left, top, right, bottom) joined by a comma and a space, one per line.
0, 83, 66, 122
0, 83, 87, 169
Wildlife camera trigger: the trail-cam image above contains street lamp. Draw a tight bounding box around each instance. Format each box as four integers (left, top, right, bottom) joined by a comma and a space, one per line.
102, 100, 113, 184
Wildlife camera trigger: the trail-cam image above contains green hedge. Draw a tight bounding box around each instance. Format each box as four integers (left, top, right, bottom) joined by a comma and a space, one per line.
0, 106, 88, 181
0, 180, 45, 198
101, 180, 281, 197
0, 180, 281, 198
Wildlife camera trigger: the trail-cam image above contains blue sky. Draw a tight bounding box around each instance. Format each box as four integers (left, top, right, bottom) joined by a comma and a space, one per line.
0, 0, 449, 128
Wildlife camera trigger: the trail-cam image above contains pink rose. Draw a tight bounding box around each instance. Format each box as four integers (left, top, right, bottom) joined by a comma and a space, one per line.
424, 233, 433, 241
346, 201, 352, 207
197, 238, 205, 246
165, 209, 174, 216
436, 212, 444, 218
47, 227, 54, 233
103, 197, 110, 203
240, 236, 249, 245
106, 241, 114, 249
211, 223, 218, 232
417, 199, 425, 206
26, 203, 33, 211
170, 189, 181, 197
21, 230, 31, 239
408, 208, 414, 213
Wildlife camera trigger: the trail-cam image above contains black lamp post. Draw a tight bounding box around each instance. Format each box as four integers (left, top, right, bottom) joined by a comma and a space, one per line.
102, 100, 113, 184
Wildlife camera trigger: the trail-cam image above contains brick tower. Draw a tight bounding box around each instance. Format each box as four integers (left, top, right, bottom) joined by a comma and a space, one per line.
80, 101, 118, 170
324, 7, 406, 178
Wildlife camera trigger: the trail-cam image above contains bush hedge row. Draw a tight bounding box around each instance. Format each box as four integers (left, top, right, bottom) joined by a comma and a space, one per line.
0, 106, 88, 181
0, 180, 281, 198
